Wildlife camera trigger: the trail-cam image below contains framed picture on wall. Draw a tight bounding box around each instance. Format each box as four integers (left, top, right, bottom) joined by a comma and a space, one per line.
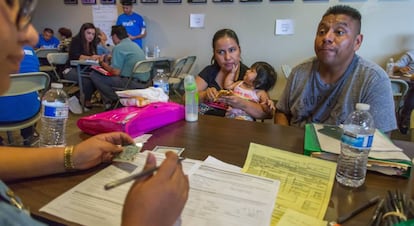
212, 0, 233, 3
64, 0, 78, 4
188, 0, 207, 3
163, 0, 181, 3
101, 0, 116, 3
81, 0, 96, 4
141, 0, 158, 3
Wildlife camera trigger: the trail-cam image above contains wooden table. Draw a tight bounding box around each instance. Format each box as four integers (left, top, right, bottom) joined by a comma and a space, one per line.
8, 115, 414, 226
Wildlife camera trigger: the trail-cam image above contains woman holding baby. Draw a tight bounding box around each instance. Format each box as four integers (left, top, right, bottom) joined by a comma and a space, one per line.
196, 28, 274, 120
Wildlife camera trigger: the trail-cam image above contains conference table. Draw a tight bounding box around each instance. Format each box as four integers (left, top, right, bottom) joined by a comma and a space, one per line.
7, 115, 414, 226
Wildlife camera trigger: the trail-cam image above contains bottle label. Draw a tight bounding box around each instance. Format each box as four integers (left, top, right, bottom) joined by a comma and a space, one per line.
43, 105, 69, 118
154, 82, 169, 94
341, 132, 373, 149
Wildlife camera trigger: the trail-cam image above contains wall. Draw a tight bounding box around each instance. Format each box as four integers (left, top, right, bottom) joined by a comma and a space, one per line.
32, 0, 414, 100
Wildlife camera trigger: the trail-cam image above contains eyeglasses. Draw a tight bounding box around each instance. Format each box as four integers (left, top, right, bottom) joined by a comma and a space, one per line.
15, 0, 38, 30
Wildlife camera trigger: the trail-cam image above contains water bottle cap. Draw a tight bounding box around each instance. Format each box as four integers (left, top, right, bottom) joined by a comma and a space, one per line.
356, 103, 370, 111
51, 83, 63, 89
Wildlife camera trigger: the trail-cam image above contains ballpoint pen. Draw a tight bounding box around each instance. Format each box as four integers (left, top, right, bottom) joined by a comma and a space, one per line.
104, 157, 185, 190
337, 196, 380, 224
368, 198, 384, 226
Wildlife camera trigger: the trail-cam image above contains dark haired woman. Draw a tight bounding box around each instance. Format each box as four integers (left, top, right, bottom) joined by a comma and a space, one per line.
196, 28, 274, 119
63, 23, 100, 109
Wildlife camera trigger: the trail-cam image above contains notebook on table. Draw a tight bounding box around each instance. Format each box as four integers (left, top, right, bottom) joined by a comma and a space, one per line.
91, 65, 113, 76
304, 123, 412, 177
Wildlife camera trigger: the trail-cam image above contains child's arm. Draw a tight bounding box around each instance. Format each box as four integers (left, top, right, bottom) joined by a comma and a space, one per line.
257, 90, 275, 111
224, 64, 239, 90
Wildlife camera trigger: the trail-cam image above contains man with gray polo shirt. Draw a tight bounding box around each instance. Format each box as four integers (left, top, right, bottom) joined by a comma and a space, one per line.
274, 5, 396, 134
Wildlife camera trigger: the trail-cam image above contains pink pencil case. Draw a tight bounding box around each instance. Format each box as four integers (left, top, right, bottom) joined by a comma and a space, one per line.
77, 102, 185, 137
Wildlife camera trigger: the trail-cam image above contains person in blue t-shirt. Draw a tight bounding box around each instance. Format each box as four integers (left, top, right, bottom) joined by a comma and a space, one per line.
0, 45, 40, 146
116, 0, 146, 48
35, 27, 60, 49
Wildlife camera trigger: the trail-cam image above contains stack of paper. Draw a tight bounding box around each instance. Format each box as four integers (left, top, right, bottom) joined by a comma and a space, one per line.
40, 151, 280, 226
304, 124, 412, 177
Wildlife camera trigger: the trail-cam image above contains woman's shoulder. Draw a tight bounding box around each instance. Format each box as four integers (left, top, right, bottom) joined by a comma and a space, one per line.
199, 64, 220, 77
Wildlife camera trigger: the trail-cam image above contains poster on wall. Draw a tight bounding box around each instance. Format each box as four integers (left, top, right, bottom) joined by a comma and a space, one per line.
81, 0, 96, 4
92, 4, 117, 46
64, 0, 78, 4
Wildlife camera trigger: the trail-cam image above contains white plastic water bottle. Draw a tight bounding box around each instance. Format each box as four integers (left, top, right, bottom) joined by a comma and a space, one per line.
39, 83, 69, 147
153, 45, 160, 58
336, 103, 375, 187
184, 74, 198, 122
153, 69, 169, 96
144, 46, 150, 59
386, 57, 394, 76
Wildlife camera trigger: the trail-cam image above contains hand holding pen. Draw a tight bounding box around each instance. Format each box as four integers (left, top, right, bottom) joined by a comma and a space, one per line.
121, 152, 189, 226
105, 153, 185, 190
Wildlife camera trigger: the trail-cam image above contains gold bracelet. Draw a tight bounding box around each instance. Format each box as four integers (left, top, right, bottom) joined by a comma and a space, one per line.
64, 145, 75, 171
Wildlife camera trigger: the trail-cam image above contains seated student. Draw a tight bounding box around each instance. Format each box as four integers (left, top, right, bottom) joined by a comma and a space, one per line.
96, 27, 112, 55
0, 2, 189, 225
35, 27, 60, 49
196, 28, 273, 119
0, 45, 40, 146
63, 23, 101, 109
57, 27, 72, 52
274, 5, 396, 135
221, 61, 277, 121
90, 25, 149, 110
393, 50, 414, 74
392, 50, 414, 134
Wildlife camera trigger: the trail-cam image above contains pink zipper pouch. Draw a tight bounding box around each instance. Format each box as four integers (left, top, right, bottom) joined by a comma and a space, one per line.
77, 102, 184, 137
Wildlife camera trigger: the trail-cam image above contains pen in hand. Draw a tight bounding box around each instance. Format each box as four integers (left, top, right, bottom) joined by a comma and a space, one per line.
104, 157, 185, 190
337, 195, 380, 224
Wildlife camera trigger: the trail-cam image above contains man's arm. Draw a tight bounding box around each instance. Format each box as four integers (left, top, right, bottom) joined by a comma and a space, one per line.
274, 109, 289, 126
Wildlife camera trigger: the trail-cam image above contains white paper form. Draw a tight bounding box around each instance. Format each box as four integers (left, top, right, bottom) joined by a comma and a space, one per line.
40, 152, 201, 226
181, 164, 280, 226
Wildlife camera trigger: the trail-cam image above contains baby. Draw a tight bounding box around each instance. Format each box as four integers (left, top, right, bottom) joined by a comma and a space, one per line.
220, 61, 277, 121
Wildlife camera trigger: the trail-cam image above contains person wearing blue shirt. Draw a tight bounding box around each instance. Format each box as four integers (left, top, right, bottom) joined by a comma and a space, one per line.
0, 45, 40, 146
35, 28, 60, 49
116, 0, 146, 48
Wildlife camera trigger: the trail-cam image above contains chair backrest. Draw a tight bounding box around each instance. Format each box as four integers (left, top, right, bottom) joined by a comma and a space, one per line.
169, 56, 188, 79
47, 52, 68, 65
281, 64, 292, 79
390, 78, 409, 111
181, 55, 196, 75
35, 48, 59, 58
2, 72, 50, 97
47, 52, 69, 81
131, 59, 155, 81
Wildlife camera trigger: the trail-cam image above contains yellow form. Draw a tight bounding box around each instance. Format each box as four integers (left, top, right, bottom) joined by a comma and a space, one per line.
242, 143, 336, 226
